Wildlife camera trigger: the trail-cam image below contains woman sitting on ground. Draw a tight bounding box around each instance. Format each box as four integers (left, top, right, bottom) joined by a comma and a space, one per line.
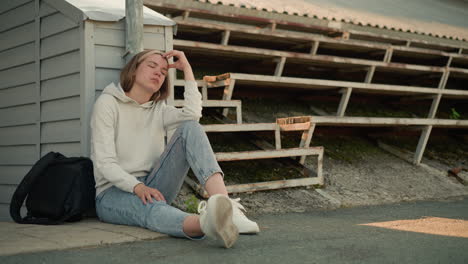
90, 49, 259, 248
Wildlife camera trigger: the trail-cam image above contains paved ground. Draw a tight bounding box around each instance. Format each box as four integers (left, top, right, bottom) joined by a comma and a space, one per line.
0, 219, 166, 256
2, 197, 467, 263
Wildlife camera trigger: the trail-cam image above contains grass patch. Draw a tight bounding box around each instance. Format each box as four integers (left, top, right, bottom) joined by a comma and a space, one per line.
313, 135, 382, 163
184, 195, 200, 214
242, 97, 312, 122
208, 132, 259, 152
200, 113, 224, 125
221, 159, 304, 184
187, 159, 304, 185
376, 134, 419, 152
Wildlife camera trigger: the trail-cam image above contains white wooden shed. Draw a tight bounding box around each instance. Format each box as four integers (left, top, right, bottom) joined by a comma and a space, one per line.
0, 0, 176, 221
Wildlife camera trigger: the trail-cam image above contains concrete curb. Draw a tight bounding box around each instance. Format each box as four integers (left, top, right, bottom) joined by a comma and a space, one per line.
0, 219, 167, 256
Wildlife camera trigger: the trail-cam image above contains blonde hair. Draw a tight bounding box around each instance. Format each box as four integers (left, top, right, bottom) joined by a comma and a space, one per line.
120, 50, 169, 102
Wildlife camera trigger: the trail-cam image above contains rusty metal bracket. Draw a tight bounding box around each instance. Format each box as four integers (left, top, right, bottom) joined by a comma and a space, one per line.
448, 166, 468, 185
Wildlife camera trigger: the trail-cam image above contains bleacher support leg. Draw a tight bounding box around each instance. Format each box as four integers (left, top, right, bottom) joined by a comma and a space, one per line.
222, 79, 236, 117
414, 125, 432, 165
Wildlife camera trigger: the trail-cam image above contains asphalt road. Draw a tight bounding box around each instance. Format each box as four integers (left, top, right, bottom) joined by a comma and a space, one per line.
3, 197, 468, 264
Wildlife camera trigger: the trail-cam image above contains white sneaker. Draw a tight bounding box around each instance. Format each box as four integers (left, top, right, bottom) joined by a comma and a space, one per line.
198, 194, 239, 248
230, 198, 260, 234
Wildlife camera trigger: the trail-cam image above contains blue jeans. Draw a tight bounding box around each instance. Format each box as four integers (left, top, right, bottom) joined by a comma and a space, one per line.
95, 121, 223, 238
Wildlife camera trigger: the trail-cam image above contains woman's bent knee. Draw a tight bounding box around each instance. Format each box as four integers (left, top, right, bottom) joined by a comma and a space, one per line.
179, 120, 204, 137
179, 120, 202, 130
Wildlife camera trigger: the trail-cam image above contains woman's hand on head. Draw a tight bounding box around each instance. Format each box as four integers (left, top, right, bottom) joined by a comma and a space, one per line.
163, 50, 191, 71
133, 183, 166, 205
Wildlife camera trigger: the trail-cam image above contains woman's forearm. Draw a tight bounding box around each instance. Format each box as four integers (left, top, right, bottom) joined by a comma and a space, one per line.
183, 65, 195, 81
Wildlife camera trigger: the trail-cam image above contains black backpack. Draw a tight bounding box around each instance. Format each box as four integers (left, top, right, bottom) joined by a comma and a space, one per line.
10, 152, 96, 225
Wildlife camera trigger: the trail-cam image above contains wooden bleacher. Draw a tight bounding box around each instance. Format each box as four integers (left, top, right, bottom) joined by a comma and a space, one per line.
172, 81, 325, 196
147, 3, 468, 55
161, 5, 468, 195
201, 72, 468, 165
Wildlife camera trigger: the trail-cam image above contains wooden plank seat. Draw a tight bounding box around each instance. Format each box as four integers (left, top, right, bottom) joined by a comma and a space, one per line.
311, 116, 468, 128
203, 117, 468, 129
203, 73, 468, 98
184, 116, 324, 197
214, 147, 323, 162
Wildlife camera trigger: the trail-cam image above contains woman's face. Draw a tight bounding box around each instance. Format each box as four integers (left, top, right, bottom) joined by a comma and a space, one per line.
134, 54, 168, 95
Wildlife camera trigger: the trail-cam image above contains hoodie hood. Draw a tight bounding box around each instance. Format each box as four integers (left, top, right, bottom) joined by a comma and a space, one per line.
102, 82, 155, 108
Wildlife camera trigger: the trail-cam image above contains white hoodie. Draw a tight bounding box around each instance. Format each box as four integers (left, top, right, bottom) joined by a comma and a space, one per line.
90, 81, 202, 196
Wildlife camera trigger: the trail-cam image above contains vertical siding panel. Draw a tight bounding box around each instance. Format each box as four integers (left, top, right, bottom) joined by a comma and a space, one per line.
95, 45, 125, 69
0, 83, 35, 108
95, 68, 120, 90
0, 0, 31, 14
41, 73, 80, 101
94, 27, 124, 46
0, 185, 17, 204
0, 145, 37, 165
0, 43, 35, 71
0, 104, 37, 127
143, 29, 166, 50
41, 96, 80, 122
39, 1, 56, 17
0, 165, 31, 185
41, 142, 81, 157
94, 26, 165, 49
40, 51, 80, 80
0, 125, 36, 146
41, 120, 81, 143
0, 22, 35, 52
0, 63, 35, 90
41, 27, 80, 59
0, 1, 35, 32
40, 12, 78, 38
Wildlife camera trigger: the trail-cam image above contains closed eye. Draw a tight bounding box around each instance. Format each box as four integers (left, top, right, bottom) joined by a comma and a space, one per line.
148, 62, 167, 75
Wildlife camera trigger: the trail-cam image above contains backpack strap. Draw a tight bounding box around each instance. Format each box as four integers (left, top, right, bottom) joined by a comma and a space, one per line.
21, 211, 81, 225
9, 152, 65, 224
